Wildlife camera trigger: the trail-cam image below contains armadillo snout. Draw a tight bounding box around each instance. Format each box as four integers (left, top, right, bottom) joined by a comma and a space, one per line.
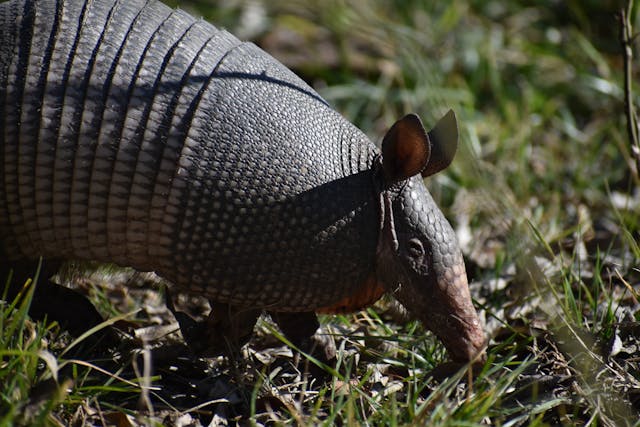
382, 240, 487, 364
432, 268, 486, 364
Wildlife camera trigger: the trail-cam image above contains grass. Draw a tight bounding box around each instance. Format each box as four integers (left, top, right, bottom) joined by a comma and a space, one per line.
2, 0, 640, 425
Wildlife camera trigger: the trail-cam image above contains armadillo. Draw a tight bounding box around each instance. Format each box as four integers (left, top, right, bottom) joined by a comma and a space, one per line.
0, 0, 485, 364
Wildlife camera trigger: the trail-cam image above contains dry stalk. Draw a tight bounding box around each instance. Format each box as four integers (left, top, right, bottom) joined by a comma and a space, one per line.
620, 1, 640, 181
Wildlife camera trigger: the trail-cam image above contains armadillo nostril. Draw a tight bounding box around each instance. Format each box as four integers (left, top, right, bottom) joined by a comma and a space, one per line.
420, 306, 485, 364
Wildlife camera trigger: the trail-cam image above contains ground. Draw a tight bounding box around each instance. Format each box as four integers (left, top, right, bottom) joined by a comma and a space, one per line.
2, 1, 640, 426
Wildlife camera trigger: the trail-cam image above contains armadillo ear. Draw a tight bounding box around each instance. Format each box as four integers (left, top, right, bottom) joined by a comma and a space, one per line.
381, 113, 431, 184
421, 109, 458, 177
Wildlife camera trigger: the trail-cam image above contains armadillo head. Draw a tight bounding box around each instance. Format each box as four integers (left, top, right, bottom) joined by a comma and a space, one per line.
374, 111, 486, 364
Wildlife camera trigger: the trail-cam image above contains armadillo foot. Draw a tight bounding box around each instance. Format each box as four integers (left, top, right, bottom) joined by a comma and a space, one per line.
167, 296, 260, 357
270, 311, 337, 380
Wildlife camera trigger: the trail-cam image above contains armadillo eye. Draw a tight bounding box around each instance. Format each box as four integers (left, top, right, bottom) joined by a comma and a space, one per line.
408, 238, 424, 259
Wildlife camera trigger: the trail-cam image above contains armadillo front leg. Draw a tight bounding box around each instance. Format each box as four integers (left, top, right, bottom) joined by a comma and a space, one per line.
270, 311, 337, 378
168, 296, 260, 357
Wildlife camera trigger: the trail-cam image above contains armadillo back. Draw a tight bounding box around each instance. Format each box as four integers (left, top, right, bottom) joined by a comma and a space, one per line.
0, 0, 379, 310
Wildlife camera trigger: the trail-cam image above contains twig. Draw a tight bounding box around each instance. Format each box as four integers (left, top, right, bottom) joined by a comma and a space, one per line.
620, 0, 640, 181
